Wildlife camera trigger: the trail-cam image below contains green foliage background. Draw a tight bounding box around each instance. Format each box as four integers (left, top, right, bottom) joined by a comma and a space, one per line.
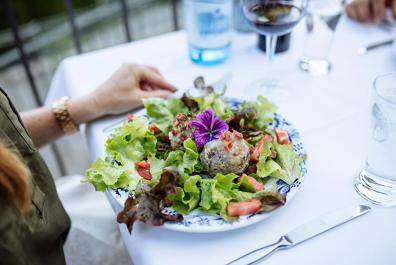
0, 0, 97, 29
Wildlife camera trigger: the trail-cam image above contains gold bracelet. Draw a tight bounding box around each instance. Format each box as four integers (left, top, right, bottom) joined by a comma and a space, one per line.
52, 96, 79, 134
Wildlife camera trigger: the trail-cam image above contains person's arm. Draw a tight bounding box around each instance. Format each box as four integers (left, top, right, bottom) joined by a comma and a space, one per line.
21, 64, 177, 148
346, 0, 396, 23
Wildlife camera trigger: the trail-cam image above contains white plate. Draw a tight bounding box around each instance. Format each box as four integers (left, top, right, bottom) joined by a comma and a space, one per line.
109, 98, 307, 233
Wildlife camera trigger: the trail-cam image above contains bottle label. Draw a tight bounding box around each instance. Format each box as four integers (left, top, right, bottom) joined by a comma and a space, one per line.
185, 0, 232, 49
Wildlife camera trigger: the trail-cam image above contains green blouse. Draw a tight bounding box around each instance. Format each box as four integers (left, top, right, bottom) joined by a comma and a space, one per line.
0, 88, 70, 265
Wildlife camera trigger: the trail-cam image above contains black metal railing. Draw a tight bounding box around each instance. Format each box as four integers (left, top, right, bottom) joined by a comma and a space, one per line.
119, 0, 133, 42
2, 0, 67, 176
0, 0, 180, 176
64, 0, 82, 54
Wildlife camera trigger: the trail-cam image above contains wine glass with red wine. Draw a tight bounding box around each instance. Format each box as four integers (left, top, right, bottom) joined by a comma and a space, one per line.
241, 0, 307, 96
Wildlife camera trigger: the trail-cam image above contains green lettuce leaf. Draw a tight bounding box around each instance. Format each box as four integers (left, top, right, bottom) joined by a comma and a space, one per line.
199, 178, 229, 219
241, 95, 276, 130
237, 175, 257, 193
182, 138, 199, 174
164, 150, 183, 167
170, 175, 202, 215
143, 97, 187, 133
85, 117, 157, 191
193, 93, 234, 121
147, 155, 165, 184
199, 173, 256, 221
256, 138, 293, 184
164, 139, 200, 175
256, 141, 304, 185
106, 116, 156, 162
84, 158, 139, 191
274, 143, 305, 181
257, 159, 292, 184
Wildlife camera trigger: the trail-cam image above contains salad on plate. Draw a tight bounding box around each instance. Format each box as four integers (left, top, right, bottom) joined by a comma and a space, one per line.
85, 77, 306, 233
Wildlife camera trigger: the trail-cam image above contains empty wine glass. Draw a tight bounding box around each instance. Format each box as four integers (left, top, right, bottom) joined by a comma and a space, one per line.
298, 0, 344, 76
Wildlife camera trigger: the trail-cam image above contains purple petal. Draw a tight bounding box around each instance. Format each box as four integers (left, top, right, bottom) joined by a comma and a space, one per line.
189, 120, 207, 130
197, 108, 214, 127
189, 108, 228, 149
212, 118, 229, 134
193, 130, 210, 149
192, 125, 209, 140
192, 125, 208, 136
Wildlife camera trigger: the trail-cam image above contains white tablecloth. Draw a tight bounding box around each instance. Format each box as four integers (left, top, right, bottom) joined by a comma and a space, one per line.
48, 16, 396, 265
55, 175, 130, 265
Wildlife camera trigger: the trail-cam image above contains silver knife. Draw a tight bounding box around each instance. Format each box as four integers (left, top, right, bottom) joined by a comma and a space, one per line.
357, 39, 394, 55
226, 205, 371, 265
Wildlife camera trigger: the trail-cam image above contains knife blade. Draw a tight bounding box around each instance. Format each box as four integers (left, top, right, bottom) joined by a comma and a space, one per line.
226, 205, 371, 265
357, 39, 394, 55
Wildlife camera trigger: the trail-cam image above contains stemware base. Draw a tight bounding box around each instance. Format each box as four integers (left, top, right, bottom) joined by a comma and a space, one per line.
354, 169, 396, 207
245, 78, 290, 103
298, 57, 332, 76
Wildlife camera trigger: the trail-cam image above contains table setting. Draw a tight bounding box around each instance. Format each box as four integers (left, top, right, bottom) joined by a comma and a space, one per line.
46, 1, 396, 264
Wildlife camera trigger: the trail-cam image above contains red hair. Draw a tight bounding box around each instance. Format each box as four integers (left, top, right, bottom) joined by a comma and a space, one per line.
0, 140, 31, 214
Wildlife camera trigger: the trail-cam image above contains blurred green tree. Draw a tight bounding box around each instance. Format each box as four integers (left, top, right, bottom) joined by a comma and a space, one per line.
0, 0, 97, 29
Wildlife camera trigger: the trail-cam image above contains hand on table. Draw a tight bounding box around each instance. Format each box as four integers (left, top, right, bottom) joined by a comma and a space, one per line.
346, 0, 396, 23
21, 63, 177, 147
92, 63, 177, 116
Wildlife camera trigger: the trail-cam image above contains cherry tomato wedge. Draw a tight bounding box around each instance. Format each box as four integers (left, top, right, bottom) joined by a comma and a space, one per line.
127, 113, 134, 122
227, 199, 262, 217
136, 160, 150, 169
136, 161, 152, 180
149, 123, 161, 134
250, 134, 273, 162
275, 129, 289, 145
137, 167, 152, 180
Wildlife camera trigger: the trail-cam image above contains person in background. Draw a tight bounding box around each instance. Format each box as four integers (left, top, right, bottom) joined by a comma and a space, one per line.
346, 0, 396, 23
0, 63, 176, 265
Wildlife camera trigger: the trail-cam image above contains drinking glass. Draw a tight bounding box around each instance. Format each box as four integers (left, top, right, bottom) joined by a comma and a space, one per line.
241, 0, 307, 96
298, 0, 344, 76
354, 73, 396, 207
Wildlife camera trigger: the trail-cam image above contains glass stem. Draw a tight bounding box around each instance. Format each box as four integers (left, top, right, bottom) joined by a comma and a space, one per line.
265, 34, 278, 62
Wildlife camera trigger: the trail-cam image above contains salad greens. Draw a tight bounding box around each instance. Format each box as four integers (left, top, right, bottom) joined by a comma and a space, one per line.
85, 116, 156, 191
241, 95, 277, 130
143, 97, 187, 133
193, 92, 234, 121
85, 77, 306, 233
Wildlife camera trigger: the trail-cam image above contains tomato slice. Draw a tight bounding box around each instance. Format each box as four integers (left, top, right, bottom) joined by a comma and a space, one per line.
275, 129, 289, 145
136, 161, 152, 180
136, 160, 150, 169
149, 123, 161, 134
250, 134, 273, 162
227, 199, 262, 217
127, 113, 134, 122
137, 167, 152, 180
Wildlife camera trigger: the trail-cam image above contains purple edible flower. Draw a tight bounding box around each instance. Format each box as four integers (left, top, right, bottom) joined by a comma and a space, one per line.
189, 108, 229, 149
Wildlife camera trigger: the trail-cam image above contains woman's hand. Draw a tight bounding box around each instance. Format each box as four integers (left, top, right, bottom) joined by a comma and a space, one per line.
346, 0, 396, 23
21, 63, 177, 148
91, 63, 177, 116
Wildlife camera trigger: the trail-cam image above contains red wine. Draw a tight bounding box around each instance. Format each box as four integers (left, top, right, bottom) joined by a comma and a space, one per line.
243, 2, 303, 35
259, 33, 291, 53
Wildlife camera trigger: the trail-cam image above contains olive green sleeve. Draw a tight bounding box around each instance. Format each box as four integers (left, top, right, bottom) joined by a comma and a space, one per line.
0, 202, 27, 265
